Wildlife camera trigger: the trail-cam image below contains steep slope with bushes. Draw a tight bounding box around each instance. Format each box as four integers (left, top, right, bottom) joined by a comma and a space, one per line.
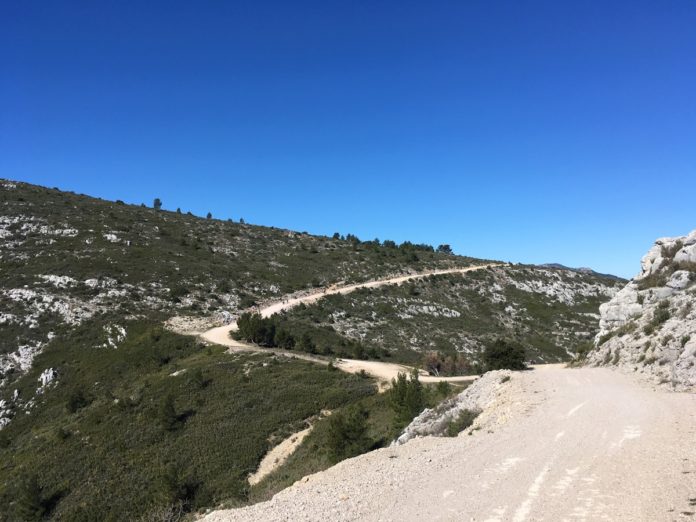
277, 265, 623, 365
0, 179, 484, 519
0, 179, 627, 519
0, 179, 479, 388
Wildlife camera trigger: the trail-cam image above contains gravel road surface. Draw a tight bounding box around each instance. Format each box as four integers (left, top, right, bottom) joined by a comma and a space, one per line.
202, 365, 696, 521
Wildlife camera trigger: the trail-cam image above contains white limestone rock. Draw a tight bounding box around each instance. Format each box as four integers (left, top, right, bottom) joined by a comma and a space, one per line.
98, 324, 127, 349
597, 283, 643, 331
588, 229, 696, 390
675, 241, 696, 265
667, 270, 691, 290
638, 243, 666, 280
39, 274, 78, 289
37, 367, 57, 393
393, 370, 511, 445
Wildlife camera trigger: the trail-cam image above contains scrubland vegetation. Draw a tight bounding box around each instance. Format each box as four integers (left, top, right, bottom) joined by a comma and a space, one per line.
0, 181, 622, 519
0, 323, 376, 520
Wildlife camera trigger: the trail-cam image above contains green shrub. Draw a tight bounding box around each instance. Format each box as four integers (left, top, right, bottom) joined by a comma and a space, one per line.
422, 351, 475, 376
188, 368, 210, 389
445, 409, 478, 437
435, 381, 452, 397
157, 463, 209, 512
325, 406, 372, 463
14, 476, 46, 521
597, 332, 614, 346
483, 339, 526, 371
65, 388, 89, 413
159, 395, 181, 432
573, 342, 592, 362
654, 303, 670, 325
235, 313, 276, 346
643, 302, 671, 335
389, 371, 425, 429
661, 241, 683, 260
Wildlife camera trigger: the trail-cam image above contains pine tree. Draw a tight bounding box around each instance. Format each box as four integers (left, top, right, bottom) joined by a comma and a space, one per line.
159, 395, 179, 431
326, 406, 371, 462
15, 476, 45, 521
389, 370, 425, 428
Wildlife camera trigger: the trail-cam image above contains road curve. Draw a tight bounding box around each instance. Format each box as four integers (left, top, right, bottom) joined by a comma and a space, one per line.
200, 264, 499, 385
203, 365, 696, 521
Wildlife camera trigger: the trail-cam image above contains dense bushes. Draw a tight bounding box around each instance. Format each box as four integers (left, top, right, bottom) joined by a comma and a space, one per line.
236, 313, 278, 346
0, 322, 375, 520
159, 395, 181, 431
15, 477, 47, 522
233, 312, 384, 360
482, 339, 527, 371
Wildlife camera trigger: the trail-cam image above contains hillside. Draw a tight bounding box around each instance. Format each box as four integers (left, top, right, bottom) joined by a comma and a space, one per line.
0, 179, 623, 520
278, 265, 623, 364
0, 179, 480, 387
201, 233, 696, 521
586, 229, 696, 389
0, 180, 486, 519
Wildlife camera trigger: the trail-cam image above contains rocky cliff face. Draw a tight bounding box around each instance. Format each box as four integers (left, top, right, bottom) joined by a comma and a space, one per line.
587, 230, 696, 390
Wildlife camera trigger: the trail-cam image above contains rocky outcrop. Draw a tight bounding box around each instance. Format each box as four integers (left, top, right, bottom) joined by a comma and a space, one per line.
587, 230, 696, 390
394, 370, 512, 445
37, 367, 57, 392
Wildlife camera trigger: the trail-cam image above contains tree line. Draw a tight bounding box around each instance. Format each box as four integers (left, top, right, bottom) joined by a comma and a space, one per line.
331, 232, 454, 255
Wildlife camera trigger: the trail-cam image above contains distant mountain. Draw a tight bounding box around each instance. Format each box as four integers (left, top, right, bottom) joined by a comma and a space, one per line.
541, 263, 624, 280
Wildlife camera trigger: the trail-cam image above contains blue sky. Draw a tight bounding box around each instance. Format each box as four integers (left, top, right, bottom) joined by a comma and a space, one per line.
2, 1, 694, 278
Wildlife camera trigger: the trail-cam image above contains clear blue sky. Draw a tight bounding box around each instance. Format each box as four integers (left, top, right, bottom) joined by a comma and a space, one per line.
2, 1, 694, 278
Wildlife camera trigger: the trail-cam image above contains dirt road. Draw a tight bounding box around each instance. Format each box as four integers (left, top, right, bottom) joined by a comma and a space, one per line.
200, 264, 497, 384
203, 365, 696, 521
333, 359, 476, 390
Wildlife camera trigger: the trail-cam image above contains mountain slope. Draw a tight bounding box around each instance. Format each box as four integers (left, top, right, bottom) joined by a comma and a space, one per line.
0, 180, 486, 519
0, 179, 625, 519
0, 179, 479, 388
278, 265, 623, 364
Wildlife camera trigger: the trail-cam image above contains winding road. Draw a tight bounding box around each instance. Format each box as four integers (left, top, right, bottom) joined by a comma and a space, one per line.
201, 264, 500, 386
